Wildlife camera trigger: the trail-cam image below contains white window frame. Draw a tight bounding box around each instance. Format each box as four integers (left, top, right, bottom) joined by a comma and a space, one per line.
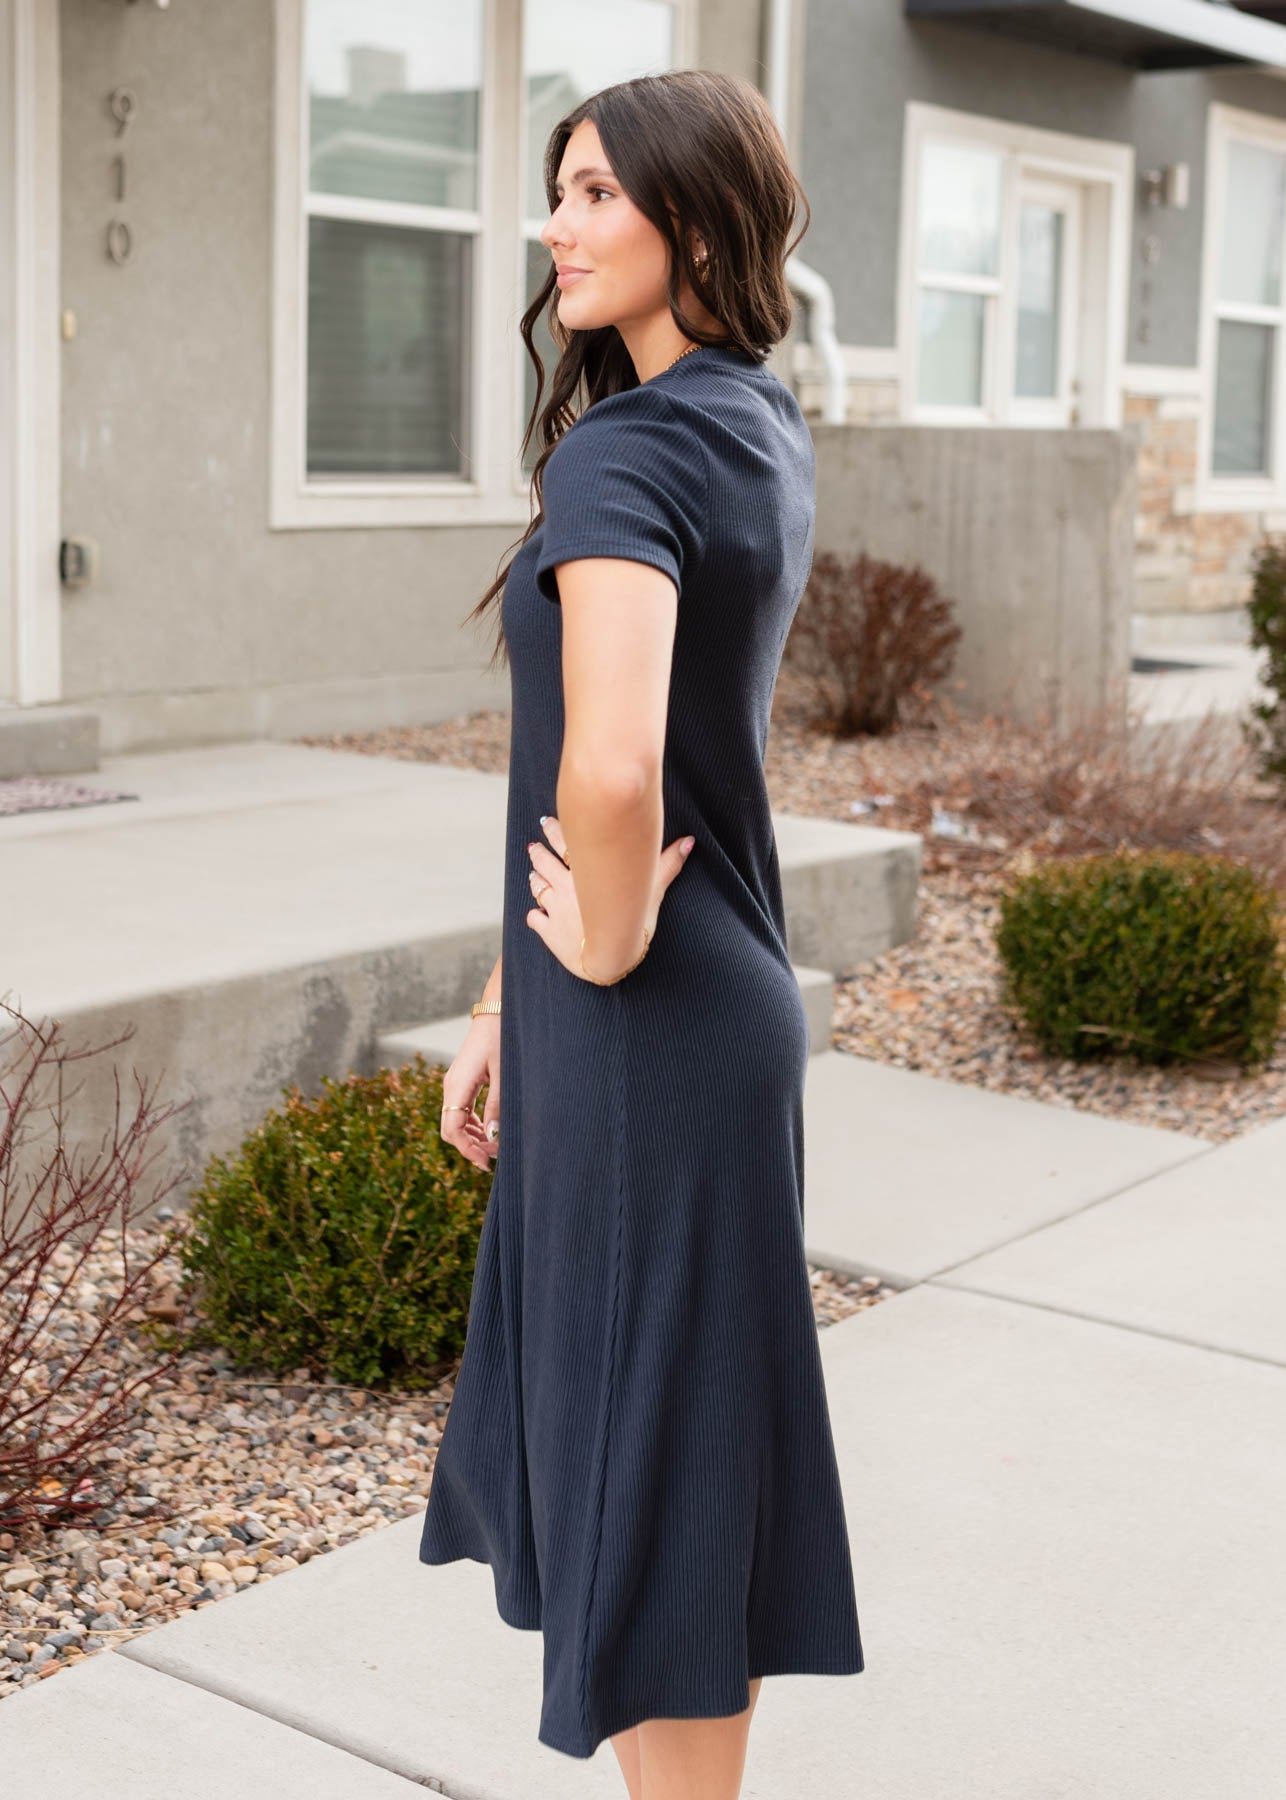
897, 101, 1132, 431
1195, 102, 1286, 514
272, 0, 694, 531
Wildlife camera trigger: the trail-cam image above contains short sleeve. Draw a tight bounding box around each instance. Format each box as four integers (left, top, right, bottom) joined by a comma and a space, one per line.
534, 389, 709, 603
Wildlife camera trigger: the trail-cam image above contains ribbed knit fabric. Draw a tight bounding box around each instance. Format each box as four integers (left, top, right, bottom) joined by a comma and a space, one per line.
419, 341, 865, 1760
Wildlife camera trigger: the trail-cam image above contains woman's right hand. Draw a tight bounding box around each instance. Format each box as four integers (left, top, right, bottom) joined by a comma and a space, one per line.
438, 1015, 501, 1172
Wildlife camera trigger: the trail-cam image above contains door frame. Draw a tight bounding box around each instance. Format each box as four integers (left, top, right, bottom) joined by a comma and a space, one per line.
0, 0, 60, 708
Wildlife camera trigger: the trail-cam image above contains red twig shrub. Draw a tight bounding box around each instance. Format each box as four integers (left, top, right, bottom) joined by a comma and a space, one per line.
784, 549, 963, 736
0, 1000, 191, 1532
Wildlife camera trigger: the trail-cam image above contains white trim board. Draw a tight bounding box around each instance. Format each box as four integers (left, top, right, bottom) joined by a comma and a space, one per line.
1121, 363, 1202, 397
0, 0, 60, 703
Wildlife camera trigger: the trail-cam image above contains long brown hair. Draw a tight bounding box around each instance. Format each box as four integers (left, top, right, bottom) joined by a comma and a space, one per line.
463, 68, 811, 668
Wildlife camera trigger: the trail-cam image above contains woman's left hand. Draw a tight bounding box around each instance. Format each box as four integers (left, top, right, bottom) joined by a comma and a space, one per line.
525, 812, 693, 982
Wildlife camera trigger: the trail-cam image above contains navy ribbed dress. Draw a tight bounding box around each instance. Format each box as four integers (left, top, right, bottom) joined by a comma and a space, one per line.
419, 341, 865, 1759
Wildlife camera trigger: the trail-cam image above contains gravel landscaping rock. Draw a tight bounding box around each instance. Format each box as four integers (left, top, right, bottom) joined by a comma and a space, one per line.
0, 1219, 891, 1699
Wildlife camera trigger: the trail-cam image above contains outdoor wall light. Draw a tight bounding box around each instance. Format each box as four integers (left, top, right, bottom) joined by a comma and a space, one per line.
1141, 163, 1190, 209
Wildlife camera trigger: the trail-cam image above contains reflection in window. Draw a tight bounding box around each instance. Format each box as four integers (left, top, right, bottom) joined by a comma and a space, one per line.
1213, 320, 1274, 477
519, 0, 676, 466
1218, 140, 1285, 310
1014, 203, 1062, 401
914, 139, 1001, 411
307, 218, 471, 476
304, 0, 482, 477
1211, 134, 1286, 483
918, 289, 985, 407
918, 141, 1002, 279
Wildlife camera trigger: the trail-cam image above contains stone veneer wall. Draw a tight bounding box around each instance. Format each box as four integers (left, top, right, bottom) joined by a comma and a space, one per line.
1124, 391, 1270, 621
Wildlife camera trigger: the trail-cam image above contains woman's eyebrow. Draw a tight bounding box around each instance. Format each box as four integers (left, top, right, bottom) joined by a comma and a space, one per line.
553, 166, 616, 196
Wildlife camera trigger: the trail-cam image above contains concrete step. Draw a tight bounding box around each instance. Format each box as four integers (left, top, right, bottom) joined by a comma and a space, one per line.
376, 962, 838, 1070
0, 702, 100, 777
1, 741, 920, 1214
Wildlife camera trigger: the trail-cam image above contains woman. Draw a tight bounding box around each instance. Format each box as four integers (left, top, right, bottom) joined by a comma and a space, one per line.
421, 68, 865, 1799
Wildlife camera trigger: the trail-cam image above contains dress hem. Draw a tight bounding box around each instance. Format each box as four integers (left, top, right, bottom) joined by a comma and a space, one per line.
537, 1655, 867, 1761
420, 1533, 864, 1762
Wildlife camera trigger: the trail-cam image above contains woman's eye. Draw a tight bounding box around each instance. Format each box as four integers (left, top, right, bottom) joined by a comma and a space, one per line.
588, 186, 613, 202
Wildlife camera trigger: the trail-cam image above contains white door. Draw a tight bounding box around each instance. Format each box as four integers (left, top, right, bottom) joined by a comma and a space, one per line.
1007, 175, 1082, 427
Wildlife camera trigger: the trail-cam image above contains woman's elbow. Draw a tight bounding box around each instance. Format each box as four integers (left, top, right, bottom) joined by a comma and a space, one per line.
559, 753, 661, 813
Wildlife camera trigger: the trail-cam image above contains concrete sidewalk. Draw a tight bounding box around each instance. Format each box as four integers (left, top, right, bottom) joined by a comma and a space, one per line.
3, 729, 1283, 1794
4, 1090, 1283, 1795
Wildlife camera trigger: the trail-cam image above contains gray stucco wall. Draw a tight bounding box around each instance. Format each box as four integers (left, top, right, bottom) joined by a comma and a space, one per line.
798, 6, 1286, 371
59, 0, 509, 746
57, 0, 765, 750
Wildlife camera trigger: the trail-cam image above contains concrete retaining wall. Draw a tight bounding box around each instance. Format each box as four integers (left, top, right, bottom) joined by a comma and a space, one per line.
811, 424, 1137, 732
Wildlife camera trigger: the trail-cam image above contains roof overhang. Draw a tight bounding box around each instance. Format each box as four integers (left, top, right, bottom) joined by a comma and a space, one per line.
904, 0, 1286, 72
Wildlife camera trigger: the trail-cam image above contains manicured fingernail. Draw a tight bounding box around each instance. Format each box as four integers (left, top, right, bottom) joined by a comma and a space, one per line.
486, 1120, 499, 1141
538, 814, 548, 825
681, 836, 696, 854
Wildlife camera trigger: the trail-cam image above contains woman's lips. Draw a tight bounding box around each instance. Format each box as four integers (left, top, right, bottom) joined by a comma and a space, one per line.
556, 269, 591, 287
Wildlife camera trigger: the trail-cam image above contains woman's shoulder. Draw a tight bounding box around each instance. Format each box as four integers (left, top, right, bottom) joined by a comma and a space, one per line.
547, 380, 711, 500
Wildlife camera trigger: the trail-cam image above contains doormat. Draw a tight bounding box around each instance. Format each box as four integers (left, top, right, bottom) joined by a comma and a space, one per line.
0, 775, 140, 818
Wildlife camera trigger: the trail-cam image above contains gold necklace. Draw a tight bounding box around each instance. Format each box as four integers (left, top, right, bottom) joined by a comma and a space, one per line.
662, 341, 701, 374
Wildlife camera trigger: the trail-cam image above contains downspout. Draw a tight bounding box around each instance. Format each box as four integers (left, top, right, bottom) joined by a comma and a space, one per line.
762, 0, 848, 422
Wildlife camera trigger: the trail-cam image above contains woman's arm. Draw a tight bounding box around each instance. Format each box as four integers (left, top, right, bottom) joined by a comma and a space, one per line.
553, 555, 678, 976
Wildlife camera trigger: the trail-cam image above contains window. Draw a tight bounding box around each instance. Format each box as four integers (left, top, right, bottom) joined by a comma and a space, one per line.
518, 0, 680, 474
271, 0, 693, 530
898, 103, 1131, 431
1199, 106, 1286, 504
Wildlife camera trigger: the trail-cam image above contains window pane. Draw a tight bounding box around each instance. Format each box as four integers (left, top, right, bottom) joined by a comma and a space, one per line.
918, 288, 985, 407
522, 0, 675, 221
306, 216, 471, 476
1212, 319, 1274, 476
1015, 202, 1063, 399
522, 240, 564, 470
918, 141, 1002, 278
306, 0, 483, 210
1219, 140, 1286, 308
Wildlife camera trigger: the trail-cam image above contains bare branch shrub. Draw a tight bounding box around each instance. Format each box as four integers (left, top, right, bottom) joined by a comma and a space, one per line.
0, 1000, 192, 1532
783, 549, 963, 736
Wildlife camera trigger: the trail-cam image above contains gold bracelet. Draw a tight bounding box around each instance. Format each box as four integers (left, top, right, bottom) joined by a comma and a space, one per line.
579, 927, 651, 986
470, 998, 501, 1018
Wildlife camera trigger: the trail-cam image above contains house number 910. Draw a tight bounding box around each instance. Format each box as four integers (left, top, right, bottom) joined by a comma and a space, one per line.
106, 87, 136, 266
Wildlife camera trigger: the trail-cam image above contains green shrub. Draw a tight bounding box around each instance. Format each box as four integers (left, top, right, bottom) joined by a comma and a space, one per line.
179, 1057, 492, 1388
1245, 537, 1286, 790
994, 848, 1286, 1071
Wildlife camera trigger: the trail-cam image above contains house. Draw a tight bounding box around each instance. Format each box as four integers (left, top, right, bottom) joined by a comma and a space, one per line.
795, 0, 1286, 646
3, 0, 1285, 770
